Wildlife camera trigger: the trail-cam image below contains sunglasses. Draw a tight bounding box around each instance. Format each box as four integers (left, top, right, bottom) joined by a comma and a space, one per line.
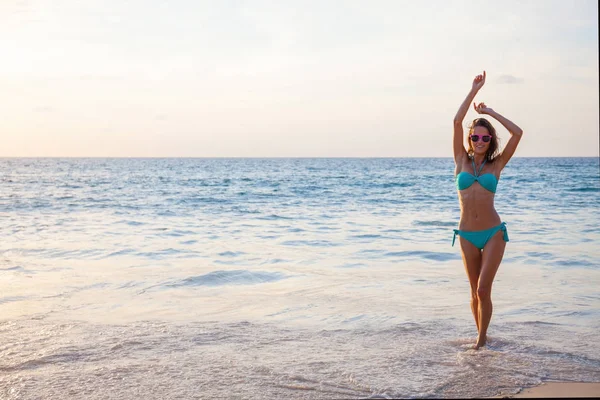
470, 135, 491, 143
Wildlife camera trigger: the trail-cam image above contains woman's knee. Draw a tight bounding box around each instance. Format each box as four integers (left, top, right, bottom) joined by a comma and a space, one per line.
470, 288, 478, 301
477, 284, 492, 301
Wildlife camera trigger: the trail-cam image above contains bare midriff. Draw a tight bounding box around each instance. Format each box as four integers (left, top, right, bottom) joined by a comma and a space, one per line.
458, 185, 501, 231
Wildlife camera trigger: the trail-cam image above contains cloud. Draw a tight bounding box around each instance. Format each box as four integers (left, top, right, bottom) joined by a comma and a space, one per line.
496, 74, 525, 84
77, 74, 125, 81
32, 106, 54, 113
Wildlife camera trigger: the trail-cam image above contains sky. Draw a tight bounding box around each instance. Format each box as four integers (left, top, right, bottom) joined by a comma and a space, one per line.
1, 0, 598, 157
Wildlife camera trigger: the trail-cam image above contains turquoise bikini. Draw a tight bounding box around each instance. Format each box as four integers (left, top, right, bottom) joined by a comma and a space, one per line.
456, 159, 498, 193
453, 158, 509, 250
452, 222, 508, 250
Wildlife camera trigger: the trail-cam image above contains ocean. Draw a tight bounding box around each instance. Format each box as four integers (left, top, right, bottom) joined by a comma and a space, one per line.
1, 157, 599, 399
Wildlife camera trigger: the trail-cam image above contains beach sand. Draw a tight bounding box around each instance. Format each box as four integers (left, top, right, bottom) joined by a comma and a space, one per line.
493, 382, 600, 398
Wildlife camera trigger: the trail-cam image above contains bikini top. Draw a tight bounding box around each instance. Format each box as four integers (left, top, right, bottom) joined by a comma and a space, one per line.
456, 158, 498, 193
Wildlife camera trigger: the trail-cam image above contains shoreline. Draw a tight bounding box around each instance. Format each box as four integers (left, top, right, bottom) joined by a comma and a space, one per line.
492, 382, 600, 398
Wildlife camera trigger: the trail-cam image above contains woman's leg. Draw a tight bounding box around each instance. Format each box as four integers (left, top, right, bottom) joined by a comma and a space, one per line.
475, 230, 507, 349
459, 237, 482, 332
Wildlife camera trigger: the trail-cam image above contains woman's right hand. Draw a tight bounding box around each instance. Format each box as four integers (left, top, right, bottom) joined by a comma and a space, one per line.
472, 71, 486, 92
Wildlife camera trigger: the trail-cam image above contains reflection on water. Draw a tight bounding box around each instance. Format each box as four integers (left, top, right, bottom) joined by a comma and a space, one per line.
1, 157, 599, 398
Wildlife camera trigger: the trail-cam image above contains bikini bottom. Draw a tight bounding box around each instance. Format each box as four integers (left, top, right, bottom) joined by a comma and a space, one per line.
452, 222, 509, 250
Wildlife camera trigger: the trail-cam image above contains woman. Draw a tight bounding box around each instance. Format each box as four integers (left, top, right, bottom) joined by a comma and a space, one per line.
453, 71, 523, 349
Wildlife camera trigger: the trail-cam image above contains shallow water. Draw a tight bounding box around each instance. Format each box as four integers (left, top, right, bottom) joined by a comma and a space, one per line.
1, 157, 599, 398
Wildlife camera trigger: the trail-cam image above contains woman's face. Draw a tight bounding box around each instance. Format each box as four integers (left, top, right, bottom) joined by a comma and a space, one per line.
470, 126, 491, 156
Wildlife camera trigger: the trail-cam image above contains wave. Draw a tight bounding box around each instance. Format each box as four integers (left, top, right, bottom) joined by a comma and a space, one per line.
217, 251, 245, 257
165, 270, 290, 287
280, 240, 341, 247
257, 214, 293, 220
412, 220, 457, 227
350, 234, 382, 239
384, 250, 459, 262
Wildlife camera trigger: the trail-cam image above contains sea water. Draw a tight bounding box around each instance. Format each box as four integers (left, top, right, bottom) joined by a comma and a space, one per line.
1, 157, 599, 399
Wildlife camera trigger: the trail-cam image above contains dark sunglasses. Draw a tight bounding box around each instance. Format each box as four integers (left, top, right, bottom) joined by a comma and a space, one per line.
470, 135, 491, 143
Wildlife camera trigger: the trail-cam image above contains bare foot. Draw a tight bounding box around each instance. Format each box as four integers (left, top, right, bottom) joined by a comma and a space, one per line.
473, 335, 487, 349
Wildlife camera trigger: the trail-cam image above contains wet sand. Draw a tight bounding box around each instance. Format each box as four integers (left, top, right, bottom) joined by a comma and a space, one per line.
496, 382, 600, 398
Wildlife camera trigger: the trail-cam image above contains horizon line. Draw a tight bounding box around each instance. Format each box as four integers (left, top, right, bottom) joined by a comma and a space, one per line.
1, 156, 598, 159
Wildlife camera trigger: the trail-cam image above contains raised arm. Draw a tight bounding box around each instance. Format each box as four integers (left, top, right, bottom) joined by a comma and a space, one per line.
473, 102, 523, 170
454, 71, 486, 164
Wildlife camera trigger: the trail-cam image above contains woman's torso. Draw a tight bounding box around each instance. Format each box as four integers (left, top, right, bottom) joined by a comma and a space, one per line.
455, 156, 502, 230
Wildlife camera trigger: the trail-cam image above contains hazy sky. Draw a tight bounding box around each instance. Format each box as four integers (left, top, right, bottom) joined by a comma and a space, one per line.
1, 0, 598, 157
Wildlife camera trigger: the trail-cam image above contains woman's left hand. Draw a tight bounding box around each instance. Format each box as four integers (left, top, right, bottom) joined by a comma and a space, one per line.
473, 102, 494, 115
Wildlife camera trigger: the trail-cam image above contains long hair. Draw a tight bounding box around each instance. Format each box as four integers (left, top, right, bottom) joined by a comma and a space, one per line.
467, 118, 500, 162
